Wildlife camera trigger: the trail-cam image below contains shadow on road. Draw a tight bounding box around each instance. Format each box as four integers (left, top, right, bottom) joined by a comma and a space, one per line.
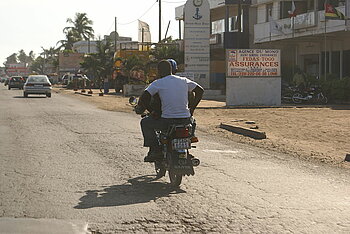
74, 175, 186, 209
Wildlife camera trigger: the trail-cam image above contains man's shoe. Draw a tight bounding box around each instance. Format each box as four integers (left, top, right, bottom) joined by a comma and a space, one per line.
144, 148, 162, 162
144, 155, 156, 162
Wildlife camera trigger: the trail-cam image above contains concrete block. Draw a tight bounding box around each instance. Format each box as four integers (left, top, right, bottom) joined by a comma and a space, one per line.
123, 84, 146, 97
220, 123, 267, 140
345, 154, 350, 162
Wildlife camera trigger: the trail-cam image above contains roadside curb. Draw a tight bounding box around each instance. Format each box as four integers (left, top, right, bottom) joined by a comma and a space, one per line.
74, 92, 92, 97
220, 123, 267, 140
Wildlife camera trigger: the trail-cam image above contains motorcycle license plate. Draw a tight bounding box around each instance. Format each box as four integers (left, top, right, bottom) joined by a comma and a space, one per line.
172, 138, 191, 150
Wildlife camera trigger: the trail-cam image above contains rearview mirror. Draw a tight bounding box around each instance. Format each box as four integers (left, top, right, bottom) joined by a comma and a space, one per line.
128, 96, 138, 106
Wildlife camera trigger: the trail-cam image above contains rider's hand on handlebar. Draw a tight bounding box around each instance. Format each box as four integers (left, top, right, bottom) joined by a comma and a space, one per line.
134, 105, 146, 115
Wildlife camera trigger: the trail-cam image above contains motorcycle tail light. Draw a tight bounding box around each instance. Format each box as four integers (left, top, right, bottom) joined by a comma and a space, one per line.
191, 137, 199, 143
175, 128, 190, 138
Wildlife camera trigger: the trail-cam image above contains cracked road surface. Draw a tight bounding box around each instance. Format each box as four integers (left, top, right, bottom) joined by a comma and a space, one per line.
1, 86, 350, 233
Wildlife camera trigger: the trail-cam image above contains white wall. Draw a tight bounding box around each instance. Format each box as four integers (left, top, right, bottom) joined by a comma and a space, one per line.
226, 77, 281, 106
257, 5, 266, 23
272, 2, 279, 20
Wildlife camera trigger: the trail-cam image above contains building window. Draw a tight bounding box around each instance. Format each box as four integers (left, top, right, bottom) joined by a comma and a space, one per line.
229, 15, 243, 32
266, 3, 273, 22
318, 0, 342, 11
280, 1, 308, 19
343, 50, 350, 77
211, 19, 225, 34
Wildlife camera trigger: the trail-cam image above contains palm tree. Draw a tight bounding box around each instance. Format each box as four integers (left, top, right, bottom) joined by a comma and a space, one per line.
40, 46, 59, 73
64, 13, 94, 41
80, 39, 115, 88
151, 36, 183, 65
57, 29, 79, 51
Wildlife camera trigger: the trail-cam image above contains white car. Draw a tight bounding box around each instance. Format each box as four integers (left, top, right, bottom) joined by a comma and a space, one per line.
23, 75, 52, 98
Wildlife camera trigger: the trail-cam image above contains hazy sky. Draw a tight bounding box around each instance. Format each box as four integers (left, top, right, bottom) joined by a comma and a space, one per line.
0, 0, 186, 65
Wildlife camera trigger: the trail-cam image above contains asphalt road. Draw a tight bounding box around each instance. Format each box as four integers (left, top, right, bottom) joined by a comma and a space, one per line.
1, 86, 350, 233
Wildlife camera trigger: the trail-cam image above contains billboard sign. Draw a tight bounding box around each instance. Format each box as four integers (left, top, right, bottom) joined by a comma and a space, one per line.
227, 49, 281, 77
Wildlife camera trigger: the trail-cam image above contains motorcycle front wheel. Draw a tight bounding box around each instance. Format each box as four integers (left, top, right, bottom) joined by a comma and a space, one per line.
320, 96, 328, 104
292, 93, 303, 104
168, 169, 182, 187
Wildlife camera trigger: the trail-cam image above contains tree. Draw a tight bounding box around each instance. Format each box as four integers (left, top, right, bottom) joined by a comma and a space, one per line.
4, 53, 18, 65
151, 36, 183, 65
30, 56, 45, 74
121, 55, 147, 83
40, 46, 59, 72
57, 30, 79, 51
64, 13, 94, 41
27, 51, 35, 65
80, 39, 115, 87
17, 50, 27, 65
16, 50, 35, 67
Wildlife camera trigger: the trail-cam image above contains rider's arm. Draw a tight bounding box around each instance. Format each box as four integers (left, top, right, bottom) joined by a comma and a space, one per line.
189, 85, 204, 116
138, 90, 153, 113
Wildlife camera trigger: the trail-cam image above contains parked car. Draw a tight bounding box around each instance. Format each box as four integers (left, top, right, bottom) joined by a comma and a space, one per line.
23, 75, 52, 98
8, 76, 25, 90
62, 73, 89, 86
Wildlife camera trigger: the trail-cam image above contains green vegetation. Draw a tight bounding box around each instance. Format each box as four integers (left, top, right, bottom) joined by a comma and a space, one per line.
80, 39, 115, 88
305, 74, 350, 102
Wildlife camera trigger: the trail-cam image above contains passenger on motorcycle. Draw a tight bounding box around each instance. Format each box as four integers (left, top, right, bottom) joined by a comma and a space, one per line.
137, 60, 204, 162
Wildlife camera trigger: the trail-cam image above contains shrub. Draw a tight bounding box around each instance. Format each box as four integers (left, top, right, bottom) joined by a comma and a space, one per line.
318, 75, 350, 102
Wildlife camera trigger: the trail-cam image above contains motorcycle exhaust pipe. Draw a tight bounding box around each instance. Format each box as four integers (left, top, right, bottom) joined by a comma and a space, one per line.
191, 158, 200, 167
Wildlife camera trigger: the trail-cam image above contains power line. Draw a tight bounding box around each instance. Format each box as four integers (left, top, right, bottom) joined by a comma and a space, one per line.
163, 0, 186, 3
118, 1, 158, 25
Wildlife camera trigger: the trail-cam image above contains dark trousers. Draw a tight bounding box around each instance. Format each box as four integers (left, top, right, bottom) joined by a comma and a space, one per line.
141, 116, 191, 147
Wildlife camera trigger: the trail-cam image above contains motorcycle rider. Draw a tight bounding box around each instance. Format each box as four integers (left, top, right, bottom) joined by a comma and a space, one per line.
137, 59, 204, 162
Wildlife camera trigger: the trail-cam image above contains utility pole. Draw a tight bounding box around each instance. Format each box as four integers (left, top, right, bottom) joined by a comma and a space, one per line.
115, 17, 117, 52
164, 20, 171, 39
158, 0, 161, 42
179, 20, 182, 40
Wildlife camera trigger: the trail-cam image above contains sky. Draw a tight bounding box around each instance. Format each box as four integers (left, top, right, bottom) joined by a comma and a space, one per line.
0, 0, 186, 65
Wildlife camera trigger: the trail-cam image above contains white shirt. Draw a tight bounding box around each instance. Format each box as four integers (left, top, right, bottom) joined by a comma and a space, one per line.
145, 75, 200, 118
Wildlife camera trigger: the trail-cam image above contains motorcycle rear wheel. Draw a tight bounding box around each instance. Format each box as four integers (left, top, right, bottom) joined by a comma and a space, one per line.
154, 161, 166, 179
168, 169, 182, 187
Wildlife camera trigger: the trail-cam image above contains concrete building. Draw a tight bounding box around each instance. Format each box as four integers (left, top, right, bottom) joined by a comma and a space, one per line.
58, 52, 85, 78
72, 32, 132, 54
73, 41, 98, 54
176, 0, 350, 91
253, 0, 350, 80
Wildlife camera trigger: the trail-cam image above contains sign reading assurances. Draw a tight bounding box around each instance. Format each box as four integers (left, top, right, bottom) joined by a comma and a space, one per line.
227, 49, 281, 77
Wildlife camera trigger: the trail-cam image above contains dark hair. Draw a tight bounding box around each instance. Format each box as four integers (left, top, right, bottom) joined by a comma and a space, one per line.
158, 60, 172, 77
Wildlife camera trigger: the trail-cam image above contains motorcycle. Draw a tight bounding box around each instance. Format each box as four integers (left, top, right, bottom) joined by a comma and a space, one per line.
129, 97, 200, 187
291, 86, 328, 104
281, 84, 299, 103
